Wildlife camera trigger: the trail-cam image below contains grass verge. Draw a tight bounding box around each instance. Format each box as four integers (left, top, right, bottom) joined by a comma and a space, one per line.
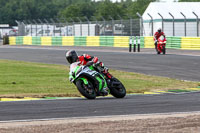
0, 60, 199, 98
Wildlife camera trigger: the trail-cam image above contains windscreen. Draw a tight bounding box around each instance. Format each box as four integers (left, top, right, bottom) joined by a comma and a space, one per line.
70, 62, 80, 72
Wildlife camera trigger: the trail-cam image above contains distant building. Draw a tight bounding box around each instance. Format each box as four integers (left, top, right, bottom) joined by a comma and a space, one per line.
142, 2, 200, 37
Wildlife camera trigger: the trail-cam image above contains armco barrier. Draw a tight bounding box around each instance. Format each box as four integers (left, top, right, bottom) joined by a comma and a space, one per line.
23, 36, 32, 45
32, 36, 41, 45
114, 36, 129, 47
137, 36, 144, 48
86, 36, 100, 47
74, 36, 86, 46
165, 37, 181, 49
9, 37, 16, 45
144, 37, 154, 48
62, 36, 74, 46
8, 36, 200, 50
52, 37, 62, 46
181, 37, 200, 50
100, 36, 114, 47
41, 37, 52, 46
16, 36, 23, 45
143, 36, 181, 49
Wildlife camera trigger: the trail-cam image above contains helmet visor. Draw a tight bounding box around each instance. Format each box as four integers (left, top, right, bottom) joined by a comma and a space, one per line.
67, 56, 73, 64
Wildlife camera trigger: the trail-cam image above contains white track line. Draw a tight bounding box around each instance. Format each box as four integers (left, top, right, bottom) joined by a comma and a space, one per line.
1, 111, 200, 123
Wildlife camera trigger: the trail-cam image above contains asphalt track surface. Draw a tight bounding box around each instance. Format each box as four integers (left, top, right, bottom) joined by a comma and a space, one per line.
0, 45, 200, 81
0, 45, 200, 121
1, 93, 200, 121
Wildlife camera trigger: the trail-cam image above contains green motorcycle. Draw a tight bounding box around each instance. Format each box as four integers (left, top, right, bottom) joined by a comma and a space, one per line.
69, 62, 126, 99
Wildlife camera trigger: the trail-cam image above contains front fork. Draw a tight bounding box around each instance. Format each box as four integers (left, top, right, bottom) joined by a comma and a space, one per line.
96, 74, 108, 92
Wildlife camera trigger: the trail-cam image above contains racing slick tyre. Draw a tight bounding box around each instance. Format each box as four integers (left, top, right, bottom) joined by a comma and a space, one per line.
156, 48, 160, 54
109, 78, 126, 98
162, 46, 166, 55
76, 79, 96, 99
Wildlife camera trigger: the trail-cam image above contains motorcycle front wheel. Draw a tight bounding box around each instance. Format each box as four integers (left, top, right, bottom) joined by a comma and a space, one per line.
76, 79, 96, 99
109, 78, 126, 98
162, 46, 166, 55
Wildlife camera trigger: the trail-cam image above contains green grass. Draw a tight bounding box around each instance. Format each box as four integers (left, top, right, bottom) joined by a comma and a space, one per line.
0, 60, 199, 98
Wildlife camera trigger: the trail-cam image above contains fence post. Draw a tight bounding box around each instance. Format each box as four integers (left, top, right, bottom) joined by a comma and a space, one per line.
33, 19, 38, 36
137, 12, 144, 36
109, 16, 114, 36
92, 16, 99, 36
180, 12, 186, 37
101, 16, 106, 36
77, 17, 82, 36
15, 20, 20, 36
56, 18, 62, 36
44, 19, 49, 36
193, 12, 199, 37
64, 18, 68, 36
15, 20, 25, 36
147, 13, 153, 36
38, 19, 43, 36
158, 13, 164, 32
127, 15, 133, 36
27, 20, 33, 36
69, 18, 75, 36
50, 19, 56, 36
118, 14, 123, 36
23, 20, 27, 36
85, 16, 90, 36
169, 12, 175, 36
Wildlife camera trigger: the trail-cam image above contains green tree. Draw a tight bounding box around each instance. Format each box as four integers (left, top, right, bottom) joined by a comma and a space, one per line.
127, 0, 156, 18
179, 0, 200, 1
0, 0, 156, 25
59, 2, 96, 21
95, 0, 126, 20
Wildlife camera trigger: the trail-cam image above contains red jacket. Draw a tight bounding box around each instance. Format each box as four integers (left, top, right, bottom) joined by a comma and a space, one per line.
78, 54, 98, 65
154, 32, 165, 40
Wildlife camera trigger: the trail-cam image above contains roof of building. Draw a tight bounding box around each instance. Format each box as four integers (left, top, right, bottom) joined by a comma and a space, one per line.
142, 2, 200, 20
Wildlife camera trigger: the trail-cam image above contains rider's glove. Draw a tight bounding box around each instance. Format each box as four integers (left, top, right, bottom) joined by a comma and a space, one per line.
94, 61, 104, 67
103, 67, 109, 73
69, 76, 73, 83
86, 61, 94, 66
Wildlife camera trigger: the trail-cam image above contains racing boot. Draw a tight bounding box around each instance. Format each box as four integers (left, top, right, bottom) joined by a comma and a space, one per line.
101, 87, 108, 96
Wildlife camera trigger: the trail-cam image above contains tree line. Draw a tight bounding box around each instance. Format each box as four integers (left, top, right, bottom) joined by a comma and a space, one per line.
0, 0, 199, 26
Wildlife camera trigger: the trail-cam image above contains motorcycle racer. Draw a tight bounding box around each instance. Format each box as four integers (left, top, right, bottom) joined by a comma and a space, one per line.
157, 35, 167, 54
154, 28, 166, 50
66, 50, 109, 95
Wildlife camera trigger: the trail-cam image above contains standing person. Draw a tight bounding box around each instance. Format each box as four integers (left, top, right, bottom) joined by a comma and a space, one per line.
154, 28, 166, 51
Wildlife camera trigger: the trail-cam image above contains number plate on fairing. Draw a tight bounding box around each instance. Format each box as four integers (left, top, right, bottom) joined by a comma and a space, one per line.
82, 67, 97, 76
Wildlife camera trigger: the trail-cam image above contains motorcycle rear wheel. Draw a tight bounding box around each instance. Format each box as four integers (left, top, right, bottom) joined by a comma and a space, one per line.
156, 47, 160, 54
76, 79, 96, 99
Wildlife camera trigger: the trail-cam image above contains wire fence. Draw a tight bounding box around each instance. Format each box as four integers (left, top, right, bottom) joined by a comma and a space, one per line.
143, 11, 200, 37
15, 13, 200, 37
16, 18, 141, 37
143, 19, 200, 37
